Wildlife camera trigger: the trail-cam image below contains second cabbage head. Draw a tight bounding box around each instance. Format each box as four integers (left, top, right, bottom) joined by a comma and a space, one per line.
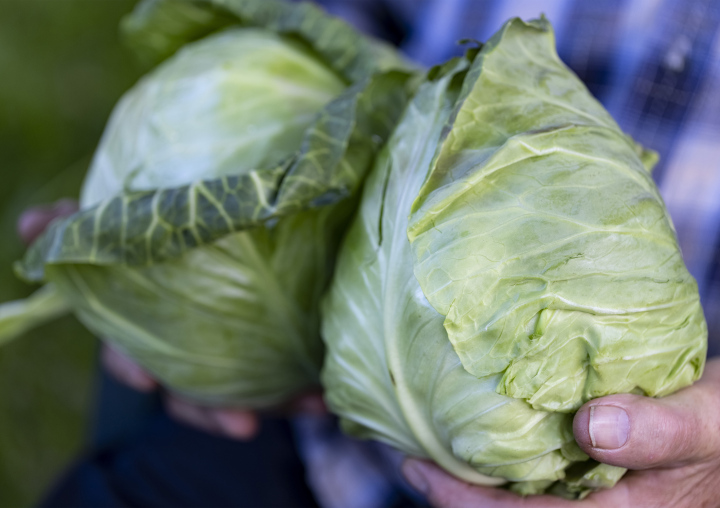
321, 18, 707, 497
0, 0, 414, 407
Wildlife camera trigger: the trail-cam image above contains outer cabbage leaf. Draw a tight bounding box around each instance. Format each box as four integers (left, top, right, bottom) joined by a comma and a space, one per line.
17, 68, 409, 278
407, 17, 706, 414
322, 17, 706, 496
323, 59, 579, 490
121, 0, 409, 79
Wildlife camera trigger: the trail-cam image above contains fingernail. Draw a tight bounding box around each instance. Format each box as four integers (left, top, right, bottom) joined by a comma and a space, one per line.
402, 460, 429, 495
589, 405, 630, 449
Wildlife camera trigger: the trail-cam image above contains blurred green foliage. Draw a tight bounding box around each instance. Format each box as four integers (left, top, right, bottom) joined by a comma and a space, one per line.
0, 2, 142, 505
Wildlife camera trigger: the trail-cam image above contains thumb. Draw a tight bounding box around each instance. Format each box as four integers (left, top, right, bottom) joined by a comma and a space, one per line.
573, 364, 720, 470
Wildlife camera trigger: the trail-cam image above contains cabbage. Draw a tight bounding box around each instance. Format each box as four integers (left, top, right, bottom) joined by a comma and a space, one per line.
0, 0, 414, 407
81, 28, 346, 203
321, 18, 707, 497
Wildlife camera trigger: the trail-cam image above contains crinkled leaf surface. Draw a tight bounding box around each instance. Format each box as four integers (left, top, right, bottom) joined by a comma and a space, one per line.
407, 17, 706, 414
322, 18, 706, 495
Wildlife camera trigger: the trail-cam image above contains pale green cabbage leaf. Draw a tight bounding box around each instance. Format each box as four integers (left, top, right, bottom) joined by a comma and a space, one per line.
321, 17, 707, 497
0, 0, 415, 407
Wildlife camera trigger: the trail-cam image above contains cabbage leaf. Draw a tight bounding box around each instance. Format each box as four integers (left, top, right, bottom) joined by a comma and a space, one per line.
321, 17, 706, 496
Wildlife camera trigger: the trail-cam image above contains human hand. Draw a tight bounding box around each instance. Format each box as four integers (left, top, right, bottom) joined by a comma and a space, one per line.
103, 342, 326, 439
402, 357, 720, 508
18, 200, 326, 440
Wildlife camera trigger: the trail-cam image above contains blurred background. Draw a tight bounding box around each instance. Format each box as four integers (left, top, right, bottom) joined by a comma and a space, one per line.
0, 2, 141, 505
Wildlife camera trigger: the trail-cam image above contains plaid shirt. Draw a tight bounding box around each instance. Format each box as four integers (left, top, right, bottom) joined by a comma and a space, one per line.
296, 1, 720, 506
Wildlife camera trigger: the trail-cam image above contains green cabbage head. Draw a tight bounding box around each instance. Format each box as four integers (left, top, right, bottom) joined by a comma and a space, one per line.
321, 18, 707, 497
0, 0, 413, 407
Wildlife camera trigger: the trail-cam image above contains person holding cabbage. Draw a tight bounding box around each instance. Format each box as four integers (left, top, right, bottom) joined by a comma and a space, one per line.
5, 0, 720, 507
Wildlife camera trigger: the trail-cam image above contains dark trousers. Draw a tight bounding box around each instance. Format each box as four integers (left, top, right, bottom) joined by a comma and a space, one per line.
41, 371, 319, 508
